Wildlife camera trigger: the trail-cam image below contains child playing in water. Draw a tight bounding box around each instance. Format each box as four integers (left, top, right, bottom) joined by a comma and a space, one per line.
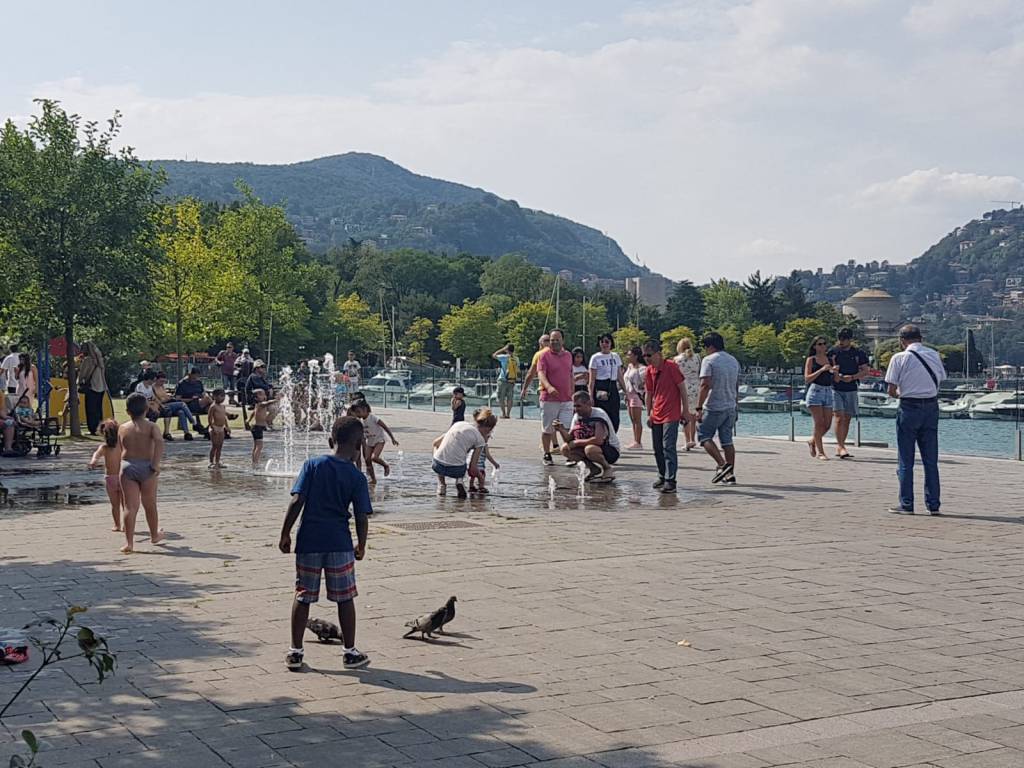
451, 387, 466, 423
207, 388, 229, 468
250, 389, 276, 467
347, 400, 398, 484
432, 408, 497, 498
118, 393, 165, 553
89, 420, 123, 531
468, 431, 499, 494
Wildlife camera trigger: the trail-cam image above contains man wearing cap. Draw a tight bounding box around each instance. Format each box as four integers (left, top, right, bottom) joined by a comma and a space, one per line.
175, 367, 212, 436
885, 325, 946, 515
828, 328, 870, 459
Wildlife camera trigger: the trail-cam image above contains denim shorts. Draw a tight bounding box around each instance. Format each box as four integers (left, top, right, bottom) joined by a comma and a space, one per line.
805, 384, 834, 408
698, 409, 736, 447
295, 551, 357, 604
432, 459, 467, 479
832, 389, 858, 415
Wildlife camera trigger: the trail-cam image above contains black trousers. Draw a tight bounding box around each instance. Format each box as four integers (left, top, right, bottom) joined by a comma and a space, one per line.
84, 389, 104, 434
594, 379, 621, 433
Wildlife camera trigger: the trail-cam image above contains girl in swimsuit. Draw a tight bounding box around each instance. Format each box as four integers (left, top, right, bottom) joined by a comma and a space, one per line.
89, 420, 123, 531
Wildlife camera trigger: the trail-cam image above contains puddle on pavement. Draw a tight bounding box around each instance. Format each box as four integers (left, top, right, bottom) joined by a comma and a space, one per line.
0, 435, 705, 517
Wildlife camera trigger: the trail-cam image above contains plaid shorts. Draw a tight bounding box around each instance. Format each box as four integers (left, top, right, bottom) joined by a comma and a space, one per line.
294, 551, 357, 604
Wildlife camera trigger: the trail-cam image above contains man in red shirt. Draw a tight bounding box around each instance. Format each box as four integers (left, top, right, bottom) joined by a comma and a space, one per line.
536, 329, 574, 466
643, 340, 692, 494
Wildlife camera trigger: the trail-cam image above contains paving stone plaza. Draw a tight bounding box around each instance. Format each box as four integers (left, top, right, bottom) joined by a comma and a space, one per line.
3, 408, 1024, 767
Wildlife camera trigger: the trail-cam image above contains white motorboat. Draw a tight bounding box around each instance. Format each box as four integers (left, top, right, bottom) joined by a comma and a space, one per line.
990, 392, 1024, 422
408, 381, 457, 401
969, 391, 1019, 420
939, 392, 982, 419
361, 374, 411, 397
739, 387, 793, 413
858, 390, 898, 418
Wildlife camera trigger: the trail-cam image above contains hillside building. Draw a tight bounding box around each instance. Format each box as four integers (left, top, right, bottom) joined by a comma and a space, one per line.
842, 288, 902, 344
625, 275, 673, 310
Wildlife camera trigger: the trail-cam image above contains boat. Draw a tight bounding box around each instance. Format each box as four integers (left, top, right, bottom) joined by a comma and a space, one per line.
969, 391, 1019, 420
408, 381, 457, 402
739, 387, 793, 413
361, 374, 411, 397
858, 390, 898, 418
989, 392, 1024, 422
939, 393, 982, 419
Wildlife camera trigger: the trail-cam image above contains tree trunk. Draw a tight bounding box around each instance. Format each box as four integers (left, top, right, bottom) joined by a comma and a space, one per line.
176, 313, 183, 383
65, 317, 81, 437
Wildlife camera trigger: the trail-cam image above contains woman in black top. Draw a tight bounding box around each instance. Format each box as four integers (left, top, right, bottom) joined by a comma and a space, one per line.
803, 336, 837, 460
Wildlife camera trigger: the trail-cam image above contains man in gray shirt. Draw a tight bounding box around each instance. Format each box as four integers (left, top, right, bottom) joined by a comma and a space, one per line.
695, 332, 740, 485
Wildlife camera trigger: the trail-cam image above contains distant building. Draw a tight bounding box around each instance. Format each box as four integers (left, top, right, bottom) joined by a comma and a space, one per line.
959, 241, 975, 253
625, 275, 673, 310
557, 269, 573, 282
842, 288, 902, 344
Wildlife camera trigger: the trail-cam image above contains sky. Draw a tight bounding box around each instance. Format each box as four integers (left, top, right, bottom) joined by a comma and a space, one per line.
3, 0, 1023, 283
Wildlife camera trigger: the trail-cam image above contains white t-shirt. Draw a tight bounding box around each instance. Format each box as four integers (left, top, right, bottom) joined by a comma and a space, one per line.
343, 360, 361, 381
135, 382, 155, 400
433, 421, 485, 467
588, 352, 622, 381
569, 406, 621, 450
362, 413, 386, 446
572, 364, 589, 384
1, 353, 18, 390
884, 343, 946, 399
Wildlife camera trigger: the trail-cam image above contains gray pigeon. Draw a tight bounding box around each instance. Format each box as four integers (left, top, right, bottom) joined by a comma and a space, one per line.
403, 596, 457, 639
306, 617, 342, 643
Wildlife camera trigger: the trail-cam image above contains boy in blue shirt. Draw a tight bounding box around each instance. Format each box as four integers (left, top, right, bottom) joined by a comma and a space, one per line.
279, 416, 371, 671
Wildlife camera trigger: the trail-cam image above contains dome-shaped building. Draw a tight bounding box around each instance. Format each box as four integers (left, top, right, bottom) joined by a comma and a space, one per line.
842, 288, 902, 343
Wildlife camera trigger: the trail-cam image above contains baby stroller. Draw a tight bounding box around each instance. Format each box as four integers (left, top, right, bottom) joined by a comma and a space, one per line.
11, 411, 62, 458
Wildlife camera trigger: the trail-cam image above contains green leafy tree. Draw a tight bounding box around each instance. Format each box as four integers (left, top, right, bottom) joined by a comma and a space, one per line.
439, 301, 505, 366
660, 325, 697, 357
0, 100, 163, 435
480, 254, 545, 302
664, 280, 705, 331
742, 324, 782, 367
498, 300, 555, 358
743, 271, 779, 328
591, 286, 638, 330
401, 317, 434, 363
328, 293, 387, 360
612, 325, 649, 354
777, 270, 812, 320
153, 199, 244, 379
812, 301, 861, 341
703, 279, 752, 332
560, 299, 612, 354
875, 338, 901, 369
778, 317, 828, 366
937, 344, 966, 374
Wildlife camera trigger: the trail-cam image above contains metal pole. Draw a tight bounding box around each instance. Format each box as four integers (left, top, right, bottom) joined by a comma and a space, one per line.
855, 414, 862, 448
1017, 366, 1022, 461
789, 372, 795, 442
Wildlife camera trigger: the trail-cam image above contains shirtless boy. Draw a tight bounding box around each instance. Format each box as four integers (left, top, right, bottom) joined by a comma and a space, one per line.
118, 393, 165, 553
251, 389, 276, 467
207, 388, 229, 468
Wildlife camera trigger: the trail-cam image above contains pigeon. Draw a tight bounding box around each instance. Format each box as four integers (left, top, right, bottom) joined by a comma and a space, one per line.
403, 596, 457, 639
306, 617, 342, 643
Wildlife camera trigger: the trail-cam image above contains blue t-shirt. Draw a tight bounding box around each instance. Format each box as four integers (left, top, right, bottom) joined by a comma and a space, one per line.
175, 378, 204, 400
291, 455, 372, 553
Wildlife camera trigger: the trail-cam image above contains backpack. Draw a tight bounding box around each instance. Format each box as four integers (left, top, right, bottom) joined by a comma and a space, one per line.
506, 356, 519, 382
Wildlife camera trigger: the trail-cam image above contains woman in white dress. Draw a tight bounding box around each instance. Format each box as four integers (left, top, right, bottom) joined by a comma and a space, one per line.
674, 338, 701, 450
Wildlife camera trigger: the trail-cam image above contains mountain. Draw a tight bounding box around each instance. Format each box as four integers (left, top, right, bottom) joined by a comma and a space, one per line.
152, 153, 644, 279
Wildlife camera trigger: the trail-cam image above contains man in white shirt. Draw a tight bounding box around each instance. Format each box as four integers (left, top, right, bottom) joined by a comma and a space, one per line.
884, 325, 946, 516
1, 344, 19, 397
343, 352, 361, 394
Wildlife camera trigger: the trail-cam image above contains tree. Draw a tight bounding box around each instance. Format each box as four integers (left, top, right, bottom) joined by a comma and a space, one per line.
328, 293, 387, 361
439, 301, 505, 366
401, 317, 434, 364
664, 280, 705, 331
612, 325, 649, 354
812, 301, 861, 341
742, 324, 782, 367
479, 254, 545, 302
703, 279, 752, 331
559, 299, 611, 355
778, 318, 828, 366
0, 100, 163, 435
498, 300, 554, 358
875, 338, 901, 369
743, 271, 778, 327
153, 199, 243, 379
777, 270, 812, 320
660, 325, 697, 357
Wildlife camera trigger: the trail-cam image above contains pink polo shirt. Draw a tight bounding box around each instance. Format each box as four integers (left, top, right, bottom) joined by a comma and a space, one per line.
537, 348, 573, 403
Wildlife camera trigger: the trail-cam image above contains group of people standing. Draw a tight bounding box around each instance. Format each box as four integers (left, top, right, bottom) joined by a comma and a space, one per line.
803, 328, 871, 461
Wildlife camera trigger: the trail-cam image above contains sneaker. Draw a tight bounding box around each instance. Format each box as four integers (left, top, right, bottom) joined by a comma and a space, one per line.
652, 477, 665, 489
661, 480, 677, 494
183, 432, 194, 441
543, 453, 554, 466
162, 433, 174, 442
887, 506, 914, 515
565, 458, 578, 466
343, 649, 370, 669
585, 464, 604, 482
456, 482, 467, 499
285, 651, 304, 671
591, 473, 614, 484
721, 476, 736, 486
928, 508, 941, 516
711, 463, 733, 484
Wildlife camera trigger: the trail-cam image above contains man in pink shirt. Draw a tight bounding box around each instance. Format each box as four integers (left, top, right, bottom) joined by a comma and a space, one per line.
537, 328, 574, 466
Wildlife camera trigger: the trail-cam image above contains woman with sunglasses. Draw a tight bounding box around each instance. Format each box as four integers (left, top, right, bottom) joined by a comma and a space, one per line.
588, 333, 625, 435
804, 336, 837, 460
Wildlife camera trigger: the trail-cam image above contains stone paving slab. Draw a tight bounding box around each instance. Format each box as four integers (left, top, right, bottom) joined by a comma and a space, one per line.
2, 407, 1024, 767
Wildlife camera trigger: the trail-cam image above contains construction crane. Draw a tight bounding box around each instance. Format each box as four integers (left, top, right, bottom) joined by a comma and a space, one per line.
991, 200, 1023, 209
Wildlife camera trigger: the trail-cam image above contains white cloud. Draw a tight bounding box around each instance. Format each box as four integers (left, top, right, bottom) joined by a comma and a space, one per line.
903, 0, 1022, 37
858, 169, 1024, 207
